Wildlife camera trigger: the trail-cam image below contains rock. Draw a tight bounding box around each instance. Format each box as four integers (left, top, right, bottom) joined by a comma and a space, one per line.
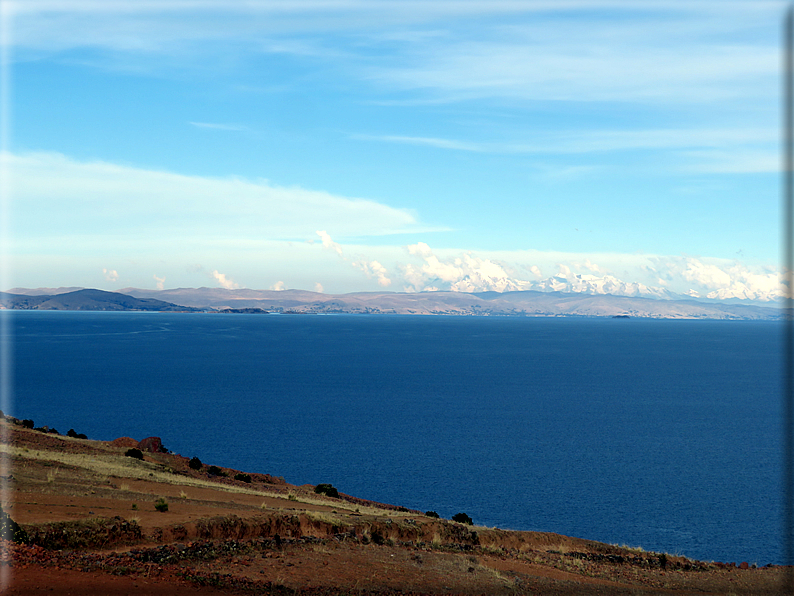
740, 561, 749, 569
137, 437, 165, 453
111, 437, 139, 448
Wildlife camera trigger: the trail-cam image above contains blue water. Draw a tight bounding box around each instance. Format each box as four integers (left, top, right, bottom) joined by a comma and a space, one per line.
5, 311, 784, 565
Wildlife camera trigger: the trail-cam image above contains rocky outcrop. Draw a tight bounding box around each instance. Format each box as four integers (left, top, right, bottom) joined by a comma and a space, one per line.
137, 436, 166, 453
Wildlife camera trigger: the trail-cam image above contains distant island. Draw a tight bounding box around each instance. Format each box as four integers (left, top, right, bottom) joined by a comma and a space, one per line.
0, 288, 196, 312
0, 287, 789, 320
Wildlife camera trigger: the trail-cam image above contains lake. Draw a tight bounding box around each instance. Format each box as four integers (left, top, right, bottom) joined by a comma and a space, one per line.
6, 311, 784, 564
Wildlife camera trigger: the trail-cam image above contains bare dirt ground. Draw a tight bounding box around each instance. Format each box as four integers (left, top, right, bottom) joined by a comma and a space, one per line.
1, 419, 790, 595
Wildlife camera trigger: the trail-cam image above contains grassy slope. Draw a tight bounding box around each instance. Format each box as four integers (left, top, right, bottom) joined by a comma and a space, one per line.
4, 420, 788, 595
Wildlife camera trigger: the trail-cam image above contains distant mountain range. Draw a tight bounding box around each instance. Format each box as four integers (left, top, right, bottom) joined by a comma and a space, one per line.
1, 286, 789, 320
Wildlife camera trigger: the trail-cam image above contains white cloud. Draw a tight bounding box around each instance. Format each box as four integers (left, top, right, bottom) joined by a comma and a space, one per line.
314, 282, 324, 293
212, 270, 240, 290
682, 258, 732, 288
652, 256, 783, 302
352, 259, 391, 287
8, 1, 779, 110
357, 128, 778, 174
316, 230, 343, 256
153, 274, 165, 290
402, 242, 528, 293
395, 246, 784, 303
314, 230, 395, 288
271, 280, 285, 291
7, 152, 421, 243
102, 268, 119, 282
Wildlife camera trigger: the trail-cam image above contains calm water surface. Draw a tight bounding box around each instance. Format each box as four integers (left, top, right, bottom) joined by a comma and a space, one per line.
6, 311, 783, 564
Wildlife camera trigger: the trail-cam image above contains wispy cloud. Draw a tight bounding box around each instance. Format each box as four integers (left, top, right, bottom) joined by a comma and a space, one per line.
315, 230, 392, 287
358, 128, 776, 153
356, 127, 778, 173
353, 134, 482, 152
7, 1, 779, 109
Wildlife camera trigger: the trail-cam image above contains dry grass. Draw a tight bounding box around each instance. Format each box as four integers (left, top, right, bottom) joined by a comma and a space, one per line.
547, 543, 572, 554
305, 510, 343, 526
3, 445, 281, 496
616, 543, 645, 553
6, 444, 416, 519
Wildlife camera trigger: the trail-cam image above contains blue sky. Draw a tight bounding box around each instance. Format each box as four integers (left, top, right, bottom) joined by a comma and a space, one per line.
1, 0, 786, 301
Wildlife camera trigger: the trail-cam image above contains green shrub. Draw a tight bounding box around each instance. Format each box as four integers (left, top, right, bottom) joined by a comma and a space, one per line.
452, 512, 473, 525
125, 448, 143, 460
21, 419, 34, 429
425, 511, 440, 519
154, 498, 168, 512
234, 473, 252, 483
314, 483, 339, 498
188, 457, 203, 470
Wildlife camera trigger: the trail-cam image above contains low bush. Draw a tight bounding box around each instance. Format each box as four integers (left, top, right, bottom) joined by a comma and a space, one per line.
0, 506, 28, 544
125, 448, 144, 460
452, 512, 473, 525
234, 473, 252, 483
21, 419, 34, 429
425, 511, 440, 519
314, 483, 339, 498
24, 517, 142, 549
207, 465, 227, 477
154, 498, 168, 512
188, 457, 203, 470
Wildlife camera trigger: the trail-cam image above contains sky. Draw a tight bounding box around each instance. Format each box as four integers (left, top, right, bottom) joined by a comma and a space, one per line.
0, 0, 788, 302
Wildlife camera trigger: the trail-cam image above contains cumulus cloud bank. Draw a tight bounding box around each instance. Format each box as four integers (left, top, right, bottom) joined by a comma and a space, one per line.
398, 243, 784, 303
102, 268, 119, 282
402, 243, 528, 293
